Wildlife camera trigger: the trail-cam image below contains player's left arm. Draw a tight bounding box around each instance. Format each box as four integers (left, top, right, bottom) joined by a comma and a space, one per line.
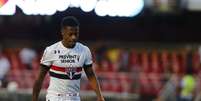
84, 64, 105, 101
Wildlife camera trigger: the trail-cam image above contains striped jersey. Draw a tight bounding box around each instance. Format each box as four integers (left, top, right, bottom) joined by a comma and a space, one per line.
40, 41, 92, 94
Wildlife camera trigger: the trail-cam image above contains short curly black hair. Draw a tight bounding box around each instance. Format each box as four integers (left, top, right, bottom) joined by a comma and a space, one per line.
61, 16, 80, 28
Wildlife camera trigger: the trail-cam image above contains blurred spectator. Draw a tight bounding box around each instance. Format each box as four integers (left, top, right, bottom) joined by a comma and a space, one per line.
107, 48, 121, 72
194, 64, 201, 101
194, 48, 201, 101
192, 50, 200, 73
155, 50, 186, 101
0, 48, 11, 88
157, 46, 196, 101
19, 47, 36, 70
161, 50, 171, 79
185, 45, 193, 72
179, 67, 196, 101
94, 43, 107, 65
155, 65, 181, 101
119, 48, 129, 72
94, 43, 108, 71
156, 76, 179, 101
129, 49, 140, 72
176, 46, 196, 101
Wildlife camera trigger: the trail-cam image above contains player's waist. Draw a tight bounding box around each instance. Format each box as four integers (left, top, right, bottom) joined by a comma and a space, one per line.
47, 90, 80, 97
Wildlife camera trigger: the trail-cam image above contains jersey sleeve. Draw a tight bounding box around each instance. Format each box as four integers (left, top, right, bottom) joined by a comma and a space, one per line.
84, 47, 93, 67
40, 47, 52, 66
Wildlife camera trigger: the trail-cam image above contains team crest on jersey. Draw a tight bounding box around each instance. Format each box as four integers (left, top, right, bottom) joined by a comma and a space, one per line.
65, 68, 76, 79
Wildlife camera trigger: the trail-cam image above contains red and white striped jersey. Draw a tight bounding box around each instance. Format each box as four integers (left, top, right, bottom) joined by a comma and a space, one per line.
40, 41, 92, 94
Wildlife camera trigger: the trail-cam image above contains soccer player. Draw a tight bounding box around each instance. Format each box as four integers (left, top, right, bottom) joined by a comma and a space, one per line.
32, 16, 105, 101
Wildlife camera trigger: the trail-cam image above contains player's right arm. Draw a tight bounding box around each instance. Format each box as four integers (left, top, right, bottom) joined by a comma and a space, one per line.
32, 64, 50, 101
32, 47, 52, 101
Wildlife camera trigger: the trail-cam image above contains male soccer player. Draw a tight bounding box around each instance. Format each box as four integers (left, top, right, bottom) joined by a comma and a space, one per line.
32, 16, 105, 101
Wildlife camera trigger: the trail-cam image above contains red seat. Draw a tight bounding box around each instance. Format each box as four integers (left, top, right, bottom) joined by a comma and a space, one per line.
139, 72, 152, 95
193, 50, 200, 73
150, 50, 162, 73
171, 52, 182, 74
149, 72, 162, 95
118, 73, 132, 93
160, 50, 170, 72
140, 51, 151, 73
129, 49, 140, 71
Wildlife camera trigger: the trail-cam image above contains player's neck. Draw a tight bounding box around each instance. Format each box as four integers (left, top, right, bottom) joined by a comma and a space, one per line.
61, 41, 76, 49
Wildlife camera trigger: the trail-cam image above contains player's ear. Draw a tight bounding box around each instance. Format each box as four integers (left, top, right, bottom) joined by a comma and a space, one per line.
60, 28, 64, 35
61, 29, 64, 35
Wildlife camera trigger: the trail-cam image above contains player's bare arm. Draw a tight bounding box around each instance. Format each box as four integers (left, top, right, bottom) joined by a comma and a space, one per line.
84, 65, 105, 101
32, 64, 50, 101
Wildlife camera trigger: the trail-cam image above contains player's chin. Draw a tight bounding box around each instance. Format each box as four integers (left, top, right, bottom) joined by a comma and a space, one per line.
69, 42, 76, 47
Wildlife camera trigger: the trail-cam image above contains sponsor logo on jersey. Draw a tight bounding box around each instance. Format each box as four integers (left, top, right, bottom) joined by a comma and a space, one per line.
59, 54, 80, 63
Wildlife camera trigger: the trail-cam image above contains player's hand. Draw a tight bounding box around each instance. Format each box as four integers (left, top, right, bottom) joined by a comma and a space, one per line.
97, 96, 105, 101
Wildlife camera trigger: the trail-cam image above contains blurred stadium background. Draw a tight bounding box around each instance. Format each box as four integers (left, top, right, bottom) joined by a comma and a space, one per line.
0, 0, 201, 101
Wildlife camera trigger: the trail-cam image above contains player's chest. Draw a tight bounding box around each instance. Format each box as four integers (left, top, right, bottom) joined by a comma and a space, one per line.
51, 49, 85, 67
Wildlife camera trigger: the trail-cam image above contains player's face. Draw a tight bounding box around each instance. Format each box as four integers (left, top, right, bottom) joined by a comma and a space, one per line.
61, 26, 79, 48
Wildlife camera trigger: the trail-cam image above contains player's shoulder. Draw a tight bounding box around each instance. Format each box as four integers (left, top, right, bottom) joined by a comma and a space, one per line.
76, 42, 90, 51
45, 41, 61, 51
